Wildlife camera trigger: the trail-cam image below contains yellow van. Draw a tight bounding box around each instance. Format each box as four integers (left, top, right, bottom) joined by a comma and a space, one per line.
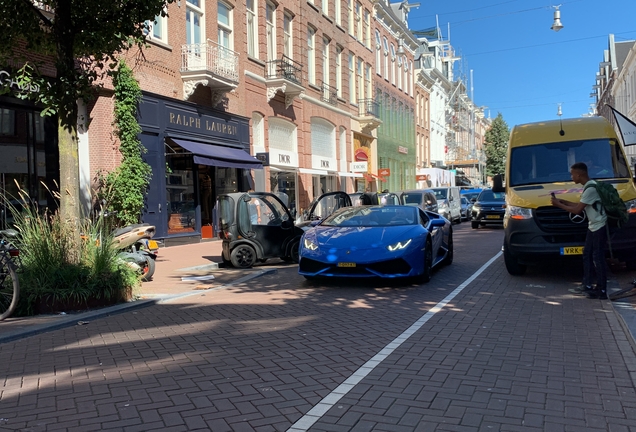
492, 116, 636, 275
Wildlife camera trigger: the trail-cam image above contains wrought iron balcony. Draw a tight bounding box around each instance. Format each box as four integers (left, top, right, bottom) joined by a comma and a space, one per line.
358, 99, 381, 132
264, 55, 305, 108
180, 40, 239, 105
321, 82, 338, 106
265, 55, 303, 84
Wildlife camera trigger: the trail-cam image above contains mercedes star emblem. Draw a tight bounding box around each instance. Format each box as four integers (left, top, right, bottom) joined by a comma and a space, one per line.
569, 213, 586, 224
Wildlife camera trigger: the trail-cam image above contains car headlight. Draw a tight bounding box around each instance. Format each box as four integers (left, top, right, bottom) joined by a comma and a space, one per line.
387, 239, 412, 251
303, 238, 318, 250
506, 205, 533, 220
472, 205, 480, 211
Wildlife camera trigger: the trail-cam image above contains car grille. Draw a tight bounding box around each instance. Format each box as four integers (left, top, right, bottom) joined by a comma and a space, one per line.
535, 206, 588, 234
299, 257, 412, 276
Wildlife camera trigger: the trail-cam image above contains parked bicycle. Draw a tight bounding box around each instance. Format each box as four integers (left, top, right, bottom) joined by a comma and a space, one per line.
0, 228, 20, 321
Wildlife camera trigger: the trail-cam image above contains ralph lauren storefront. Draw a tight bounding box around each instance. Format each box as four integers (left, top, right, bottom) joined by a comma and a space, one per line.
138, 93, 261, 245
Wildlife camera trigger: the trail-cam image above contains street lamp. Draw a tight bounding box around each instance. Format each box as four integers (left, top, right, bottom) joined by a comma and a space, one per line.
551, 5, 563, 32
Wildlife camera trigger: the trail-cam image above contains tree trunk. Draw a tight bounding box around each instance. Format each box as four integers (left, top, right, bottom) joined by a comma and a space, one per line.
58, 118, 81, 263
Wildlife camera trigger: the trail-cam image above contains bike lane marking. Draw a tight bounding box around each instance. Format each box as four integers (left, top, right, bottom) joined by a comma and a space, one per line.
287, 251, 503, 432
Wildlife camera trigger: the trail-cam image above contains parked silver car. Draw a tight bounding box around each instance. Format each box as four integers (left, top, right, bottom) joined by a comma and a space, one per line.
460, 196, 473, 221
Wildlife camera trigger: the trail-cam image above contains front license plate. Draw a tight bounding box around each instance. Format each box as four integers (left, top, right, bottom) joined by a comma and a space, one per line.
561, 246, 584, 255
486, 215, 500, 219
337, 262, 356, 267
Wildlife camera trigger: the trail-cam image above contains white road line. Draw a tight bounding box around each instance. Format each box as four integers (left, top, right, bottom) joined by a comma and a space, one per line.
286, 251, 503, 432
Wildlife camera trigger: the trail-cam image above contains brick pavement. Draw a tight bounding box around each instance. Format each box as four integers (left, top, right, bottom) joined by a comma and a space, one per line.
1, 227, 636, 431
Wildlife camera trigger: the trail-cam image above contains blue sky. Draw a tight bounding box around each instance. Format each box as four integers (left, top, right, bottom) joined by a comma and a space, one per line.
406, 0, 636, 129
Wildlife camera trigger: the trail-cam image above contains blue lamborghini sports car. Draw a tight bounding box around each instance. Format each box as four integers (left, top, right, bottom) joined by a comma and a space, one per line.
298, 205, 453, 282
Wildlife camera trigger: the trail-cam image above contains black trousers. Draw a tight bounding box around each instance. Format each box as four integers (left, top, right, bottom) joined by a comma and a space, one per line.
583, 226, 607, 291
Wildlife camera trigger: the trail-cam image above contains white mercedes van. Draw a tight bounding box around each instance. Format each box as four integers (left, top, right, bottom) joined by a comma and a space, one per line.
431, 186, 462, 223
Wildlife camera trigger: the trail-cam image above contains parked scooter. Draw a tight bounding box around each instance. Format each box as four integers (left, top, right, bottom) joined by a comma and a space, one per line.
112, 223, 159, 282
89, 209, 159, 282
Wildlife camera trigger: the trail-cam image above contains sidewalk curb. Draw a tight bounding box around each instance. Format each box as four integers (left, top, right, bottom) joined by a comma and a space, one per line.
0, 268, 277, 345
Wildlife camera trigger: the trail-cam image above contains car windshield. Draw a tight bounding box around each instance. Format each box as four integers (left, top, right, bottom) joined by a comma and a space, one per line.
478, 190, 505, 201
509, 138, 630, 187
321, 206, 418, 227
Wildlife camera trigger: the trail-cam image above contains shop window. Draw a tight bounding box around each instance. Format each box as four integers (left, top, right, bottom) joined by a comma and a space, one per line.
0, 109, 15, 136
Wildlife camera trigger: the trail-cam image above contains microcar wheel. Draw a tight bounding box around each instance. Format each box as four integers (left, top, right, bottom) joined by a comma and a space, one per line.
230, 244, 257, 268
471, 221, 479, 229
289, 239, 300, 263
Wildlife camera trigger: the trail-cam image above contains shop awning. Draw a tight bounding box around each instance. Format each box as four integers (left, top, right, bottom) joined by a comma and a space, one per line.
170, 138, 263, 169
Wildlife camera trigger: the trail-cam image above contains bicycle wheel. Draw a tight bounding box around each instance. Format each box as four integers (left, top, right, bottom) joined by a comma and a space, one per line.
0, 255, 19, 321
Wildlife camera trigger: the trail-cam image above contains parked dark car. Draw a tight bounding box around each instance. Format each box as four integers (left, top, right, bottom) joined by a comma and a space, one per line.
471, 189, 506, 229
216, 192, 303, 268
460, 187, 483, 203
399, 189, 438, 213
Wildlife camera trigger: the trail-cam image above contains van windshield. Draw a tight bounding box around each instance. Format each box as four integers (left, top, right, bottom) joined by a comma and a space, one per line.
509, 138, 630, 187
402, 193, 423, 205
432, 189, 448, 200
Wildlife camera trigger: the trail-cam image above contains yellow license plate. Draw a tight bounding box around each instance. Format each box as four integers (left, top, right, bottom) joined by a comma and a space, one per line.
486, 215, 500, 219
337, 262, 356, 267
148, 240, 158, 249
561, 246, 584, 255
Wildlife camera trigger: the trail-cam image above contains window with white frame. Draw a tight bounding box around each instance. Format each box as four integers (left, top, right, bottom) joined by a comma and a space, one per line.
186, 0, 203, 46
266, 1, 276, 65
409, 61, 414, 96
347, 0, 354, 36
323, 36, 330, 86
307, 26, 316, 85
365, 63, 372, 101
269, 117, 297, 153
357, 57, 364, 101
348, 53, 356, 103
146, 13, 168, 44
321, 0, 328, 16
339, 126, 347, 172
335, 0, 341, 26
284, 11, 293, 58
252, 112, 264, 149
311, 118, 336, 159
217, 1, 232, 50
355, 2, 362, 41
336, 45, 343, 98
383, 37, 389, 80
390, 43, 396, 85
363, 8, 370, 48
246, 0, 257, 57
397, 55, 402, 90
375, 31, 381, 74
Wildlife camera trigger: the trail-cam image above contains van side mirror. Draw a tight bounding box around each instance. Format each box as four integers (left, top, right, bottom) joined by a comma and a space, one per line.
492, 174, 505, 193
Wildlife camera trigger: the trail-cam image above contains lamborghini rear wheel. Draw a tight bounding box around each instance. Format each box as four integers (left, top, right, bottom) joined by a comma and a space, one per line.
419, 239, 433, 283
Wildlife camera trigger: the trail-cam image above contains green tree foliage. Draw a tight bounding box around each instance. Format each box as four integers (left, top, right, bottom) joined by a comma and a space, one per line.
0, 0, 172, 232
484, 113, 510, 178
98, 61, 151, 226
